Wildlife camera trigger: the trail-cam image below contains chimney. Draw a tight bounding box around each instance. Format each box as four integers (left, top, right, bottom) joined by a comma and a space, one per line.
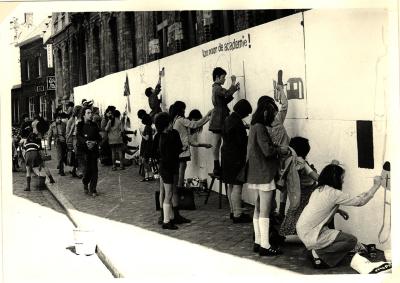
24, 13, 33, 26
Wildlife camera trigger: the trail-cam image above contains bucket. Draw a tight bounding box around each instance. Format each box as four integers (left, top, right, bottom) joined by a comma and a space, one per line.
33, 176, 46, 190
73, 228, 96, 256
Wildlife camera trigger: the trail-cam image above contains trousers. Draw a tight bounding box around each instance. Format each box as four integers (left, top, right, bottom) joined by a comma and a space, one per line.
82, 151, 99, 193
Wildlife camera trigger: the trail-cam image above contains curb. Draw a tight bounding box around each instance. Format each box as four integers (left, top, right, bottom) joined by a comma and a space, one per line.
45, 180, 124, 278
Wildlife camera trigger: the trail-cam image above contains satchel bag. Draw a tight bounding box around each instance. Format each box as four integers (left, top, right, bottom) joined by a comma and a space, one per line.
178, 187, 196, 210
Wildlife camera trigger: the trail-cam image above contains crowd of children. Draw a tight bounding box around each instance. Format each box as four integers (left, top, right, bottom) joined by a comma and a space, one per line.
13, 66, 387, 270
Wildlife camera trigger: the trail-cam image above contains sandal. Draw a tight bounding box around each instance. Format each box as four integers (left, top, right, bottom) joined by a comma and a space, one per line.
259, 246, 283, 256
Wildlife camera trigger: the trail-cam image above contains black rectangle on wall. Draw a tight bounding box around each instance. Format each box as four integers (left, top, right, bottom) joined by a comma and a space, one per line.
356, 120, 374, 169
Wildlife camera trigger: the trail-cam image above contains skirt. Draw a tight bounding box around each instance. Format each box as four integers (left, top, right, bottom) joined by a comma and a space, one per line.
247, 179, 276, 192
279, 184, 316, 236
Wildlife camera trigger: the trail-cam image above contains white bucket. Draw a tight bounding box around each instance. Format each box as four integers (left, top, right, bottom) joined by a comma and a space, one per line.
73, 228, 96, 256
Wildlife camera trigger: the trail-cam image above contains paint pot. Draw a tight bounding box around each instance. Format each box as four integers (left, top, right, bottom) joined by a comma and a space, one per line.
73, 228, 96, 256
33, 176, 46, 190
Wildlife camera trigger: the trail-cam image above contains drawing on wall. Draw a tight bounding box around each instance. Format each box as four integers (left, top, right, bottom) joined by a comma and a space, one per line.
273, 70, 304, 102
286, 78, 304, 100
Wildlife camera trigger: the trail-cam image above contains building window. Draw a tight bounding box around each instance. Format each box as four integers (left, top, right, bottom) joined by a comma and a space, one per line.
40, 95, 47, 118
61, 13, 65, 27
24, 60, 30, 80
36, 56, 42, 78
29, 97, 35, 119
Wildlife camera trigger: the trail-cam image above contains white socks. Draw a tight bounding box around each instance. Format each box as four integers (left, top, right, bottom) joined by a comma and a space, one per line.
253, 218, 260, 245
259, 218, 271, 249
163, 203, 171, 223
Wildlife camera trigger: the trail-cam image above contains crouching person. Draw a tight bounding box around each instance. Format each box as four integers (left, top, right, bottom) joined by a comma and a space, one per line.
24, 132, 55, 191
296, 162, 382, 268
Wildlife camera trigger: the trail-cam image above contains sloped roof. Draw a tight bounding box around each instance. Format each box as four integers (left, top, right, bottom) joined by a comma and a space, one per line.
15, 15, 51, 47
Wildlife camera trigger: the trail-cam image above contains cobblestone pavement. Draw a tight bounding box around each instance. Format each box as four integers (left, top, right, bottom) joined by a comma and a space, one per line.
12, 151, 386, 276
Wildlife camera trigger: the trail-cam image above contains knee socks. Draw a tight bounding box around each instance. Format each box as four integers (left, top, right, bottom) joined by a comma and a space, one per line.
163, 203, 171, 223
253, 217, 261, 245
259, 218, 271, 249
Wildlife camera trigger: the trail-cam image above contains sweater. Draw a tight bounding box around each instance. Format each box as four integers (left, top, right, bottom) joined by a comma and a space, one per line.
296, 185, 375, 250
209, 82, 238, 131
173, 115, 210, 158
105, 118, 123, 145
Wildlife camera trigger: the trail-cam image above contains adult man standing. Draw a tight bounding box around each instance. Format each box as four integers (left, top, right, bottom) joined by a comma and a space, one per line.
77, 107, 101, 197
47, 113, 67, 176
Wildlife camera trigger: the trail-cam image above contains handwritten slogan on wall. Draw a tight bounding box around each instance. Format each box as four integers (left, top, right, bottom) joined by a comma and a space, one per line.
202, 34, 251, 57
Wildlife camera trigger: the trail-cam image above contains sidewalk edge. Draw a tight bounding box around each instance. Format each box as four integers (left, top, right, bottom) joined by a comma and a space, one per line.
46, 182, 124, 278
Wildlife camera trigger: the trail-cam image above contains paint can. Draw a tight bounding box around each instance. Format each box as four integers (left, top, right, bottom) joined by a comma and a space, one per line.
73, 228, 96, 256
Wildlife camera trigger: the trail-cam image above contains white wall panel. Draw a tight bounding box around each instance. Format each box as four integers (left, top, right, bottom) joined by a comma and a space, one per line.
73, 9, 391, 249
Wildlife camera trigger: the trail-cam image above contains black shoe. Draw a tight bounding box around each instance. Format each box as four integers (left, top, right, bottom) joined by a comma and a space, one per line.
70, 171, 78, 178
162, 221, 178, 230
174, 215, 191, 224
270, 227, 286, 246
253, 243, 260, 253
230, 213, 234, 219
24, 187, 31, 191
59, 171, 65, 176
308, 252, 329, 269
49, 176, 55, 184
259, 246, 283, 256
77, 174, 83, 179
158, 215, 163, 225
233, 213, 252, 223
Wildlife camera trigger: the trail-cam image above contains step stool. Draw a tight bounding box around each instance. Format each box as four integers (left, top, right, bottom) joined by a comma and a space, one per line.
204, 173, 228, 209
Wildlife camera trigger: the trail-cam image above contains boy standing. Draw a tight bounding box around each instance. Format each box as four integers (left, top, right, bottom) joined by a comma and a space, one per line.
154, 112, 184, 230
47, 113, 67, 176
209, 67, 240, 175
145, 69, 163, 121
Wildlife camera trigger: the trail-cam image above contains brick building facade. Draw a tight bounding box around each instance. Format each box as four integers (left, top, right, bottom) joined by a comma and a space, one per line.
48, 10, 301, 106
12, 36, 55, 125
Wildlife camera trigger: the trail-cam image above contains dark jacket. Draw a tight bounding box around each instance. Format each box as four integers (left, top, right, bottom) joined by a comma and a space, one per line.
148, 83, 162, 112
20, 121, 32, 138
246, 123, 279, 184
208, 83, 238, 131
159, 129, 183, 174
221, 112, 248, 184
76, 120, 101, 155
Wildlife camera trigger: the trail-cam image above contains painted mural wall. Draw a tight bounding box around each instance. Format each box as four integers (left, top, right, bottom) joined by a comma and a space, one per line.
74, 9, 391, 249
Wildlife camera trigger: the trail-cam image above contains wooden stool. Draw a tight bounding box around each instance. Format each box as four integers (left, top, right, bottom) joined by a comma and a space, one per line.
204, 173, 228, 209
